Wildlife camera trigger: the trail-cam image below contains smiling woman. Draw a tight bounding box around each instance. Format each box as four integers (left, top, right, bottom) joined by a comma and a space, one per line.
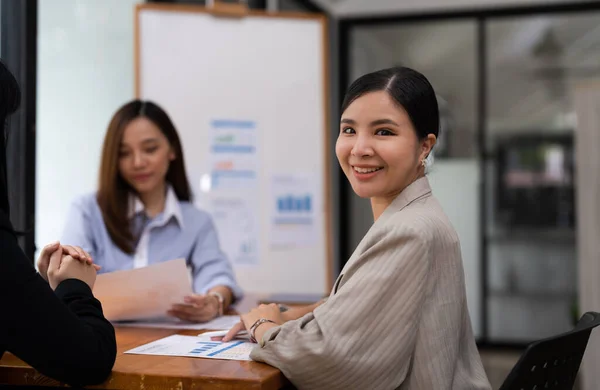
336, 68, 439, 217
225, 67, 491, 390
60, 100, 243, 323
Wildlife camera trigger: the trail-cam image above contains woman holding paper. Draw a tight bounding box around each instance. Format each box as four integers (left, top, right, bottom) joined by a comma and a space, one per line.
0, 60, 116, 386
61, 100, 242, 322
223, 67, 491, 389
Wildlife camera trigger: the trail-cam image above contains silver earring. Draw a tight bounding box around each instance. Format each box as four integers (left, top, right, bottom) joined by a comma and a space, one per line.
421, 159, 426, 167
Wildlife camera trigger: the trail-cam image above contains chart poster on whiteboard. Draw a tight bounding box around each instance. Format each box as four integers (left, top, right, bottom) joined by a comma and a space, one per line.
207, 119, 260, 266
270, 174, 321, 249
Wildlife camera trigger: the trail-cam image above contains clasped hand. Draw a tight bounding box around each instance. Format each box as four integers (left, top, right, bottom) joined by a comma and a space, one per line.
37, 242, 100, 290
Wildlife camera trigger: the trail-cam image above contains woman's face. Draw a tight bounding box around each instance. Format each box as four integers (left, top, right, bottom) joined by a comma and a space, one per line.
118, 117, 175, 196
336, 91, 435, 200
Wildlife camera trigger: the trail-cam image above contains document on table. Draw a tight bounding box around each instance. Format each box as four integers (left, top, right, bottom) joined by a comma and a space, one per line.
125, 334, 255, 361
114, 315, 241, 330
93, 258, 193, 322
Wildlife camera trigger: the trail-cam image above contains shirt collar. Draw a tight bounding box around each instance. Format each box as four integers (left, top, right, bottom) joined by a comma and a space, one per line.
128, 185, 184, 228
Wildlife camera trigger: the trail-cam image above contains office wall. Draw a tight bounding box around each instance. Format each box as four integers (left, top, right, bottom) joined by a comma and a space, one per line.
36, 0, 139, 253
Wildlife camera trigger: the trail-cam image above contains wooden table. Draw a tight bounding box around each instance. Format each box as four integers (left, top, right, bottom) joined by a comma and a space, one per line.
0, 326, 291, 389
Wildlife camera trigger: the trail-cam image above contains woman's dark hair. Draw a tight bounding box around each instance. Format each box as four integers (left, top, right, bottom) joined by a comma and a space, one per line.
97, 100, 191, 254
0, 60, 22, 217
341, 66, 439, 140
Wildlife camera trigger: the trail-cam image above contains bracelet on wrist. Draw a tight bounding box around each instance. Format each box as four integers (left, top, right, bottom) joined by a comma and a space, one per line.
249, 318, 277, 343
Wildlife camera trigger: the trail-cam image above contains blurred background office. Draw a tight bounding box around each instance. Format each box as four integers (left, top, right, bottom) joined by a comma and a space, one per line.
2, 0, 600, 389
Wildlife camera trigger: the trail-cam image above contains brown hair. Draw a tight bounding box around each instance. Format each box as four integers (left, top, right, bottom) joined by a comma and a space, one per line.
97, 100, 191, 254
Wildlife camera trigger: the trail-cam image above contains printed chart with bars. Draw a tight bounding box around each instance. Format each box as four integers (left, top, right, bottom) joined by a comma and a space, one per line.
190, 341, 221, 355
277, 194, 312, 213
125, 335, 254, 361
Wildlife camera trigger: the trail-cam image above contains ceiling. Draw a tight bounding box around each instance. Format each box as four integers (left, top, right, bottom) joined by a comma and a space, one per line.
311, 0, 594, 18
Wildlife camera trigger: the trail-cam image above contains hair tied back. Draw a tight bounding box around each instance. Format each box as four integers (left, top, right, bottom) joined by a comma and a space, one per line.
139, 101, 147, 117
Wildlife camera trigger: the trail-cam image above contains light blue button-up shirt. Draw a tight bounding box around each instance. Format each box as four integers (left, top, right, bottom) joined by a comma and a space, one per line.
61, 187, 243, 300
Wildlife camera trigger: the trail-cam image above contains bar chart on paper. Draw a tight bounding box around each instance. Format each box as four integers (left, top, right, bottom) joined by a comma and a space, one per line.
125, 335, 254, 361
189, 341, 221, 354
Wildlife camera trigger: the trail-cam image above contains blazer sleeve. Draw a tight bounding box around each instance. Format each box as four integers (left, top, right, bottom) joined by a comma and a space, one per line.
0, 225, 116, 386
250, 225, 431, 390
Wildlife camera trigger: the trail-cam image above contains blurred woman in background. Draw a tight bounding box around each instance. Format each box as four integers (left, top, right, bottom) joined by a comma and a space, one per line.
61, 100, 242, 322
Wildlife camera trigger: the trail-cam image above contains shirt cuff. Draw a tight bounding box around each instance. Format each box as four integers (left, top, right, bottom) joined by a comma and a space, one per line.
200, 278, 244, 303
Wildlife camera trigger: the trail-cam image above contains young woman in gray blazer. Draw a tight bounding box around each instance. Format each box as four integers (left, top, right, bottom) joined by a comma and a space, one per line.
224, 67, 492, 390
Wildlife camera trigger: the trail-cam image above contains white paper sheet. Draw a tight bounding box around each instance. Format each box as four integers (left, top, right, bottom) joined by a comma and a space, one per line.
92, 258, 193, 322
114, 315, 241, 330
125, 334, 254, 361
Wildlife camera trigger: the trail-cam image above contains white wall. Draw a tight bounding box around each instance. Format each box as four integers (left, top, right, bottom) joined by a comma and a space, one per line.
36, 0, 139, 253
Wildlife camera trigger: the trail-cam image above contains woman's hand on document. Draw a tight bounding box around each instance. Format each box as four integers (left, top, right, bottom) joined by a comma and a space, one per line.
37, 242, 100, 282
222, 304, 283, 343
167, 294, 220, 323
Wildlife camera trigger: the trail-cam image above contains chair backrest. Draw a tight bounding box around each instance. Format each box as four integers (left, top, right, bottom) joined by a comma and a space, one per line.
499, 311, 600, 390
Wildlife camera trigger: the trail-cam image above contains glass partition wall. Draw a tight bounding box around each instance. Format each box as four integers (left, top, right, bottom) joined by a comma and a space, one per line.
485, 12, 600, 342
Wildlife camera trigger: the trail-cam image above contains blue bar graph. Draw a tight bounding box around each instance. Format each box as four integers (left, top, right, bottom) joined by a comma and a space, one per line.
189, 341, 221, 354
277, 195, 312, 213
211, 119, 255, 129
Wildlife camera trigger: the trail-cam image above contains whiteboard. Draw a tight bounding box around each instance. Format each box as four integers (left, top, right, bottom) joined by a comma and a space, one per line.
136, 4, 331, 295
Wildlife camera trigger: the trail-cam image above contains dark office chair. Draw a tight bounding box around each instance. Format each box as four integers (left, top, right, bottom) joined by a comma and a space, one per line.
499, 311, 600, 390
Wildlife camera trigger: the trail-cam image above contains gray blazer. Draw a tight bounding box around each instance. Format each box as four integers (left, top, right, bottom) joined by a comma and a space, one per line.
251, 177, 491, 390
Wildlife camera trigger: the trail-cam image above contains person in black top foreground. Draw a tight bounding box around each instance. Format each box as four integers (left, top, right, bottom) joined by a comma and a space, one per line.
0, 60, 116, 386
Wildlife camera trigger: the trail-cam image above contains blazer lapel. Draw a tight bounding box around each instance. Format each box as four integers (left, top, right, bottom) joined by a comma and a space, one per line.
376, 176, 432, 227
331, 177, 433, 295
